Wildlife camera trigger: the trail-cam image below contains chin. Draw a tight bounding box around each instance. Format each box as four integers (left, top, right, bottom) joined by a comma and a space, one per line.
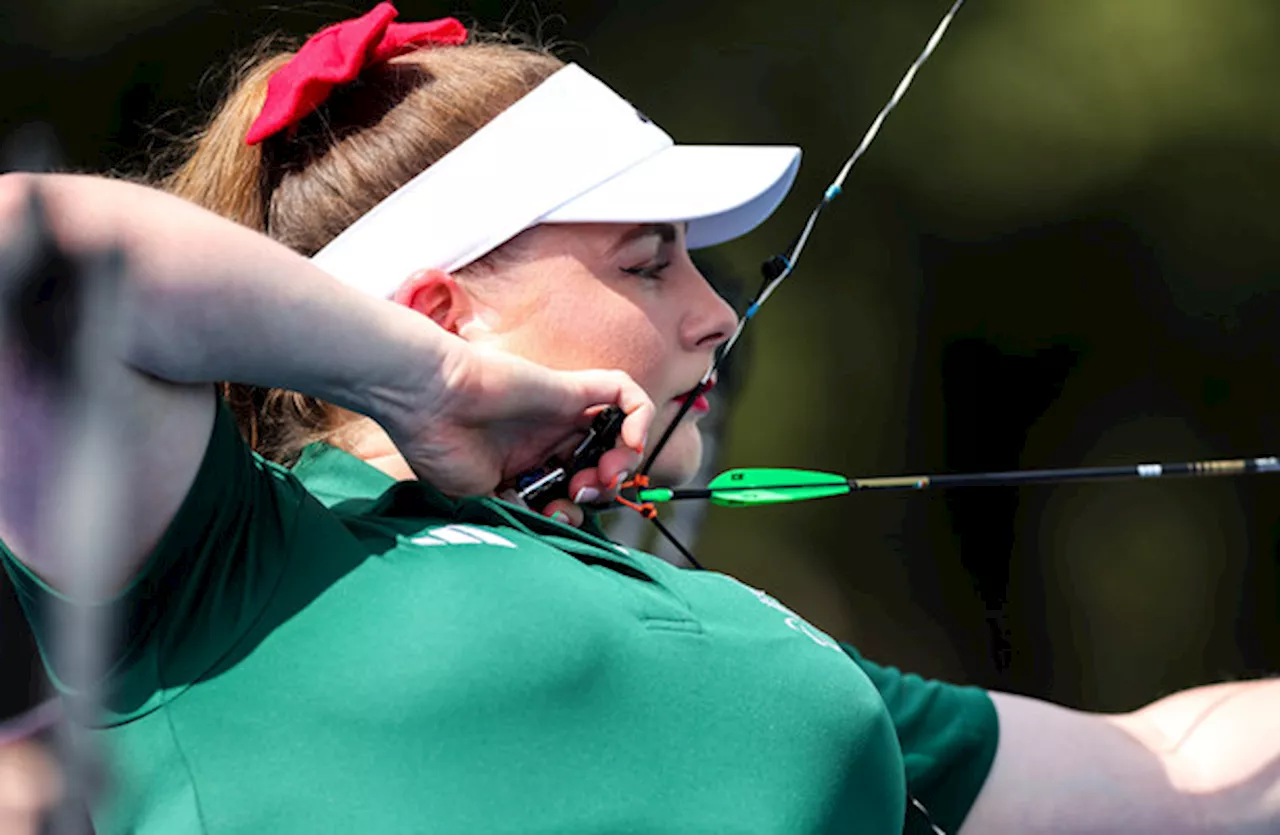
645, 423, 704, 487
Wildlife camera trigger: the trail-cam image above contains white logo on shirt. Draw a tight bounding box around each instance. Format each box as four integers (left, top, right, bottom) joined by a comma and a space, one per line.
746, 587, 841, 651
408, 525, 517, 548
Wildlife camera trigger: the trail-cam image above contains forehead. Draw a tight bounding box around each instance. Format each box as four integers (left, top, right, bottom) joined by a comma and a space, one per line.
479, 222, 690, 273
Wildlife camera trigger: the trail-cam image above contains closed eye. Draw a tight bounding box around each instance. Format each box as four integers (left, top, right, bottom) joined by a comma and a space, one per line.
621, 261, 671, 280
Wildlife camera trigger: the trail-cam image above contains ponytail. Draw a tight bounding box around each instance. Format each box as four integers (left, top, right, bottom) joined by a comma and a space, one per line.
164, 53, 291, 233
157, 35, 562, 464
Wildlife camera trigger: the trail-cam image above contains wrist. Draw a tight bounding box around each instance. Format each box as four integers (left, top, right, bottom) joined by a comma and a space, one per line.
361, 312, 474, 443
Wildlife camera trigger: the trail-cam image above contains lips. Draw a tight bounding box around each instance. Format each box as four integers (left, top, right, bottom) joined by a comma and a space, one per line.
673, 393, 711, 413
672, 379, 714, 414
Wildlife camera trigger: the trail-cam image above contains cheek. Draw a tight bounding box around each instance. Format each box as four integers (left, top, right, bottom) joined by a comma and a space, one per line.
494, 287, 671, 388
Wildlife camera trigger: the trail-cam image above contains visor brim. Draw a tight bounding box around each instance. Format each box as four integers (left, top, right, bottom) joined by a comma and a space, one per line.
541, 145, 801, 249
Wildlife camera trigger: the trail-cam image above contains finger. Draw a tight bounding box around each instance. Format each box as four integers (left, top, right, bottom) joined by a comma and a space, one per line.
570, 370, 654, 453
596, 446, 640, 491
565, 446, 640, 507
566, 467, 609, 507
620, 399, 654, 454
540, 498, 584, 528
611, 376, 655, 453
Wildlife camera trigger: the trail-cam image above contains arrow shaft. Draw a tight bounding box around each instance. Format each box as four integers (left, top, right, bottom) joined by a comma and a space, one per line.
883, 457, 1280, 491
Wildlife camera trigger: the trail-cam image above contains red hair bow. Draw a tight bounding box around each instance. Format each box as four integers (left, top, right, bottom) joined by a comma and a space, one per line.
246, 3, 467, 145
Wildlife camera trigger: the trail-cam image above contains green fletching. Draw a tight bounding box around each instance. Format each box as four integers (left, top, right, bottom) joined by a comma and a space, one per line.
706, 468, 850, 507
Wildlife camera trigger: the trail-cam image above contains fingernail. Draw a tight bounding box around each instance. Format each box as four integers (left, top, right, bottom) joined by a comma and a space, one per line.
609, 470, 631, 491
573, 487, 601, 504
550, 510, 570, 524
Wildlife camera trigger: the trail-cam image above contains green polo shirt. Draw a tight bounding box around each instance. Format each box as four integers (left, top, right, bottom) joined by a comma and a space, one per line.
2, 402, 997, 834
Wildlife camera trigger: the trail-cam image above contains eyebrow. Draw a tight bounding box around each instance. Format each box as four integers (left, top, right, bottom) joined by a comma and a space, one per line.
607, 222, 681, 256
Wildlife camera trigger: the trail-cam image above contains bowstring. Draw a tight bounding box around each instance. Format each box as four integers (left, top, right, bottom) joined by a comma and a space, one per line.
753, 0, 967, 313
630, 0, 969, 562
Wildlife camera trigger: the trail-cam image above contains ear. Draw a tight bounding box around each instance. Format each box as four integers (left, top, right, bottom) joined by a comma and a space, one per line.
393, 269, 473, 333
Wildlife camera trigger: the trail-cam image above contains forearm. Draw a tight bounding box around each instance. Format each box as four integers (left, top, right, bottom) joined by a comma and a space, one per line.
0, 172, 460, 581
965, 684, 1278, 835
1122, 678, 1280, 832
0, 172, 456, 423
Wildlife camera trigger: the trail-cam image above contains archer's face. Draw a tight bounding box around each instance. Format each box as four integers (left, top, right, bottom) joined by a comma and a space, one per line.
456, 222, 737, 486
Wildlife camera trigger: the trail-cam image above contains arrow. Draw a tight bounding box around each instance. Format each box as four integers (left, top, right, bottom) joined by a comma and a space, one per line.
634, 457, 1280, 508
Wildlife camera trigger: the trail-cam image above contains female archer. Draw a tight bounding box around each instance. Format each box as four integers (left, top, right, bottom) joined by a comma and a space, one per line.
1, 4, 1277, 834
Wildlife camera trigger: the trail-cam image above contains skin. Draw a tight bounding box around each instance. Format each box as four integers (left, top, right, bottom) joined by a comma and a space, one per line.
0, 742, 61, 835
344, 221, 737, 524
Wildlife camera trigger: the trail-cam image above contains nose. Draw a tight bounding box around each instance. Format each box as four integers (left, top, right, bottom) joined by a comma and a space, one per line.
680, 265, 739, 354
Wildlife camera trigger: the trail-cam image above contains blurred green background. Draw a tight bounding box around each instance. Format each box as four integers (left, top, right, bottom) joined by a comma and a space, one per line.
2, 0, 1278, 716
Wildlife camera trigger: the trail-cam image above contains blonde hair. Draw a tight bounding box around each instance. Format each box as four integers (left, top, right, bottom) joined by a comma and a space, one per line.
161, 34, 563, 464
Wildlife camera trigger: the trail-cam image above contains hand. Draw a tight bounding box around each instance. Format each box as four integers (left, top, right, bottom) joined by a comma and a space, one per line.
384, 342, 654, 502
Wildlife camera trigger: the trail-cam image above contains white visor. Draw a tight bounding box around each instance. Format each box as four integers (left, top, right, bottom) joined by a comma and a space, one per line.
311, 63, 801, 298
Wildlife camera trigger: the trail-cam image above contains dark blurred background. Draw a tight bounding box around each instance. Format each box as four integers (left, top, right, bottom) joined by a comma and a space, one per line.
2, 0, 1278, 719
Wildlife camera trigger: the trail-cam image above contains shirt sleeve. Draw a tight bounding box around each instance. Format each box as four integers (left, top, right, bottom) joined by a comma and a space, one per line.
0, 400, 304, 710
840, 643, 999, 834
